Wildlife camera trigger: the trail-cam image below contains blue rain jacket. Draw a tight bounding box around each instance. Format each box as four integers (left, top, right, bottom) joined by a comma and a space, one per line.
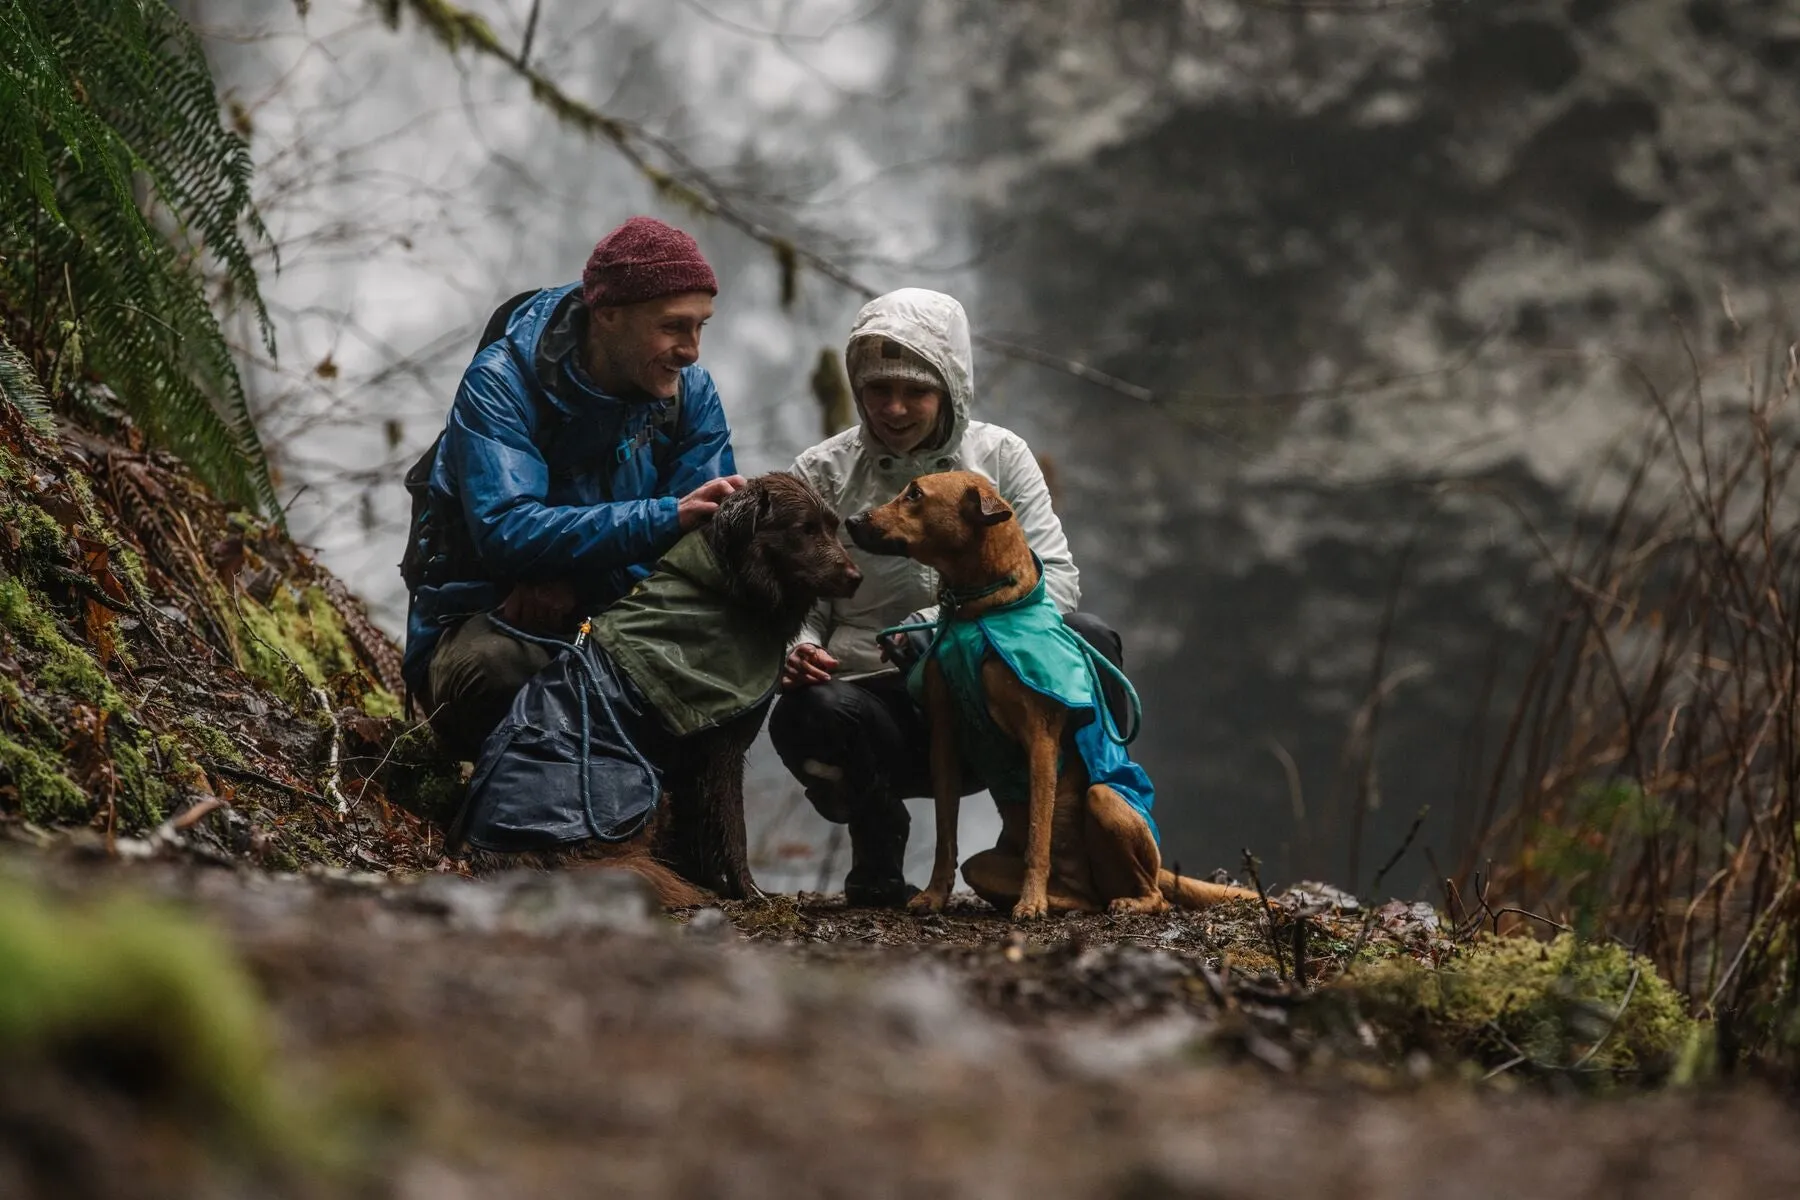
402, 283, 736, 696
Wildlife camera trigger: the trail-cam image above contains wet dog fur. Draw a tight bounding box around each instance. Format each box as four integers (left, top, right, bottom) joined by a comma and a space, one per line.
470, 472, 861, 907
847, 470, 1261, 920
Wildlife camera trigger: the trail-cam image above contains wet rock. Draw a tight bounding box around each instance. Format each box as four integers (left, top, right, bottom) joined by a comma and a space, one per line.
1051, 1012, 1211, 1081
867, 967, 1001, 1059
399, 869, 657, 936
684, 905, 733, 941
1281, 880, 1361, 917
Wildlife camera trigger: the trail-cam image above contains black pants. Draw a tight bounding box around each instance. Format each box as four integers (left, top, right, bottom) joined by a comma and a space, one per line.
767, 612, 1126, 897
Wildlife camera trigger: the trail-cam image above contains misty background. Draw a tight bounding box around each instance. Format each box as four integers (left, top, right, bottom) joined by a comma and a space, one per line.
185, 0, 1800, 894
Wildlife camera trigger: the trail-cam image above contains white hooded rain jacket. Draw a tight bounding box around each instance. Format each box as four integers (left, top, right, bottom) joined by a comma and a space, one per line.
790, 288, 1078, 677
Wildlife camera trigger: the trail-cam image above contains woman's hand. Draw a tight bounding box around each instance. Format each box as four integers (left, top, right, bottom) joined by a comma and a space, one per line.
780, 643, 838, 690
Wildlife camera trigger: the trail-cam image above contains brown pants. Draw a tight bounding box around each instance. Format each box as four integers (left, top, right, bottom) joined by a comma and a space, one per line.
425, 613, 556, 760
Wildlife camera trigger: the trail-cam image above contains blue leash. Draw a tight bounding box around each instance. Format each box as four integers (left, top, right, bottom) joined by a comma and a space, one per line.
487, 612, 660, 843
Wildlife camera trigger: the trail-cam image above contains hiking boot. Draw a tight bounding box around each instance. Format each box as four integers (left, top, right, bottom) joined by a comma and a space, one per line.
842, 810, 916, 908
843, 875, 920, 909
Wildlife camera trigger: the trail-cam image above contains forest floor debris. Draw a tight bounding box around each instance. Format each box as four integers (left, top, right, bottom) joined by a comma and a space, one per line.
2, 853, 1797, 1200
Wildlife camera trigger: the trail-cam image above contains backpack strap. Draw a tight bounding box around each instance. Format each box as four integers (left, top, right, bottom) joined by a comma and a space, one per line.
480, 289, 542, 353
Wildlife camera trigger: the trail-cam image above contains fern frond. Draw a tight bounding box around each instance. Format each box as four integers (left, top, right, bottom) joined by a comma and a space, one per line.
0, 0, 280, 515
0, 331, 56, 433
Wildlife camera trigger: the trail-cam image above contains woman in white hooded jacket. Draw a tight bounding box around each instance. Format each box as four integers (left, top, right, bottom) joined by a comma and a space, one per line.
769, 287, 1125, 907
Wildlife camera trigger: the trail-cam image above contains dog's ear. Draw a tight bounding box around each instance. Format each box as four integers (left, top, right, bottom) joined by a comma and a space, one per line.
756, 483, 776, 527
962, 484, 1013, 527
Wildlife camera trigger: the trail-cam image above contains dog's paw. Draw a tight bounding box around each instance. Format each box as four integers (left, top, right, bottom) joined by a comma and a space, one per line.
907, 887, 949, 915
1108, 894, 1171, 916
1011, 896, 1048, 922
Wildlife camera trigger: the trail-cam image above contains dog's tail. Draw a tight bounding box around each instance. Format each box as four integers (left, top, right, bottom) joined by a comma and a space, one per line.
1158, 869, 1265, 909
605, 855, 711, 909
467, 843, 713, 910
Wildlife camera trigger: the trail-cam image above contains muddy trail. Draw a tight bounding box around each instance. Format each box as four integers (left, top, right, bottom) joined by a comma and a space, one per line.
0, 401, 1797, 1197
3, 848, 1799, 1200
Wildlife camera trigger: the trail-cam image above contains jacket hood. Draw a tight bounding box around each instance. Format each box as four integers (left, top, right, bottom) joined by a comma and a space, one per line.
502, 282, 634, 415
846, 288, 973, 459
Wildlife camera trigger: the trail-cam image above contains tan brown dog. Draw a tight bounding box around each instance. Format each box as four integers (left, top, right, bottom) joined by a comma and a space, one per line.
847, 470, 1261, 920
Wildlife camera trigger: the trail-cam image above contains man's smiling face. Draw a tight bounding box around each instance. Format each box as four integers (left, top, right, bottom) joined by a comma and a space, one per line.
588, 290, 713, 399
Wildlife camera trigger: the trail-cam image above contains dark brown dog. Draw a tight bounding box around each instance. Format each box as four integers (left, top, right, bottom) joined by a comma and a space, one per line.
477, 472, 861, 907
847, 470, 1260, 920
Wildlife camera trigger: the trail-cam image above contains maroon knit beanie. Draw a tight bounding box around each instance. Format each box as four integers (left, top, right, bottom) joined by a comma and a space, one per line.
581, 216, 718, 309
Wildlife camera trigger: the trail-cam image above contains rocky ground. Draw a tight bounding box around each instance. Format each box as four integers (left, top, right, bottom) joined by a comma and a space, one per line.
5, 848, 1800, 1200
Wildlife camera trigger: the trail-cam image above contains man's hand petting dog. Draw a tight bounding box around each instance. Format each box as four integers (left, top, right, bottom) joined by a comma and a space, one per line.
678, 474, 749, 530
780, 642, 838, 690
498, 579, 576, 633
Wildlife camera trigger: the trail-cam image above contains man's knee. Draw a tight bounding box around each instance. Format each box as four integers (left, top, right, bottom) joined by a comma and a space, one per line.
426, 615, 554, 756
1064, 611, 1123, 669
431, 615, 552, 703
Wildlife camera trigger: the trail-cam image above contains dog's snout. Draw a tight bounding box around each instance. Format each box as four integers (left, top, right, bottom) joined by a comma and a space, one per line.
842, 562, 863, 592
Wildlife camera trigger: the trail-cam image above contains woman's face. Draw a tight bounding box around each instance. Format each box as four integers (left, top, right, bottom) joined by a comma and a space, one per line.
862, 380, 944, 455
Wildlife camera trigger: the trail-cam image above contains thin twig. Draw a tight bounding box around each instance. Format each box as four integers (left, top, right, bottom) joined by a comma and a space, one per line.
169, 793, 229, 831
1571, 964, 1641, 1070
1241, 849, 1285, 979
1370, 805, 1429, 897
347, 705, 444, 814
312, 686, 349, 817
1344, 807, 1429, 967
203, 759, 324, 802
1494, 907, 1572, 934
516, 0, 541, 68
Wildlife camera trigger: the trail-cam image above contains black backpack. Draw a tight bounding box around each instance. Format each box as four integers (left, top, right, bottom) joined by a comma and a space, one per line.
399, 289, 683, 592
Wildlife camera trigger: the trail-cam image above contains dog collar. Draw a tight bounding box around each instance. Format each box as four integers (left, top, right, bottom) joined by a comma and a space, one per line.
938, 572, 1016, 611
938, 551, 1046, 614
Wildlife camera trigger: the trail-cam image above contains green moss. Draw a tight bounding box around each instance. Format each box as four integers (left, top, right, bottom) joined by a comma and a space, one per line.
359, 686, 404, 720
235, 583, 364, 708
0, 580, 205, 832
178, 717, 246, 767
111, 542, 151, 605
1343, 933, 1698, 1081
110, 731, 171, 828
0, 731, 88, 823
0, 577, 120, 709
2, 499, 70, 574
262, 845, 301, 873
730, 894, 805, 937
64, 469, 106, 532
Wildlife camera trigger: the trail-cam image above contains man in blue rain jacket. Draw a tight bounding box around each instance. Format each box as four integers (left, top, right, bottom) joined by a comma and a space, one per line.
402, 216, 744, 757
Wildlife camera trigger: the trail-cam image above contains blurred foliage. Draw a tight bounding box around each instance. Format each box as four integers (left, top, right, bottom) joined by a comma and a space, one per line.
0, 875, 281, 1135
